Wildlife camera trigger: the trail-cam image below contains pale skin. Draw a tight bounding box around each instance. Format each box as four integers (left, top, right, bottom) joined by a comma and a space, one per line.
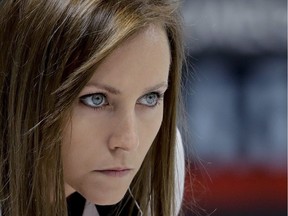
62, 25, 171, 205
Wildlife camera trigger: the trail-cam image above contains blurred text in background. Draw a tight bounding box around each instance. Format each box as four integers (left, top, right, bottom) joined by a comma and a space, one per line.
180, 0, 287, 216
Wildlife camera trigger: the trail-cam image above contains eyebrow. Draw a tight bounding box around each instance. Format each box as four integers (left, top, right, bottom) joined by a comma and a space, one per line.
85, 81, 168, 95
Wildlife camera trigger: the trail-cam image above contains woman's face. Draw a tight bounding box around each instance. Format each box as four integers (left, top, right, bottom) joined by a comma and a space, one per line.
62, 26, 170, 205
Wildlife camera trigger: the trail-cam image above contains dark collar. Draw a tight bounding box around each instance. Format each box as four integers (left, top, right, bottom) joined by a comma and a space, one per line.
66, 192, 139, 216
66, 192, 86, 216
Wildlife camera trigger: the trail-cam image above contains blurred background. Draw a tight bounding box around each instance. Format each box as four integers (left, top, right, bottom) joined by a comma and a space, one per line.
180, 0, 287, 216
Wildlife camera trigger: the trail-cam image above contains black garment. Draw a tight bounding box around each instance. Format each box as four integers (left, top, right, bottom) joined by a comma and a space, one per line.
67, 192, 139, 216
67, 192, 86, 216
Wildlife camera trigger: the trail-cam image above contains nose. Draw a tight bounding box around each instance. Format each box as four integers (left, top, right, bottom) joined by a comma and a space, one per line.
108, 112, 139, 151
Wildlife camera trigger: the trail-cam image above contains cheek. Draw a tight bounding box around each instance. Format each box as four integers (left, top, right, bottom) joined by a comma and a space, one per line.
61, 118, 95, 177
61, 115, 105, 170
62, 106, 108, 153
61, 115, 109, 197
138, 107, 163, 154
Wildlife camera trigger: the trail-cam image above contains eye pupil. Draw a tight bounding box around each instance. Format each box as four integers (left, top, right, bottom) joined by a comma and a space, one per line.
146, 93, 157, 105
92, 95, 104, 105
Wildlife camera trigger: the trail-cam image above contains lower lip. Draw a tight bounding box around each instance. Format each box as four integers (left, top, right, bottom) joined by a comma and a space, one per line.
96, 169, 131, 177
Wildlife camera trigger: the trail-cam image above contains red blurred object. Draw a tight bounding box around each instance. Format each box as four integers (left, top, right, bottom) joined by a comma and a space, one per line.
184, 165, 287, 215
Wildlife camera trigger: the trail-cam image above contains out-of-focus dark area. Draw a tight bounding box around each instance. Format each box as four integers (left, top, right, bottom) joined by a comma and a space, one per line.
180, 0, 287, 216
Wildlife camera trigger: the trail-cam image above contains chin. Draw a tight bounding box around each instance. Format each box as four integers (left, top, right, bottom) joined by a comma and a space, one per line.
83, 188, 128, 206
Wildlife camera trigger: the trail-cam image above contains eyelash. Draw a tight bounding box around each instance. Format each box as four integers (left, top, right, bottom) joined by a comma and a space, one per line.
79, 92, 165, 111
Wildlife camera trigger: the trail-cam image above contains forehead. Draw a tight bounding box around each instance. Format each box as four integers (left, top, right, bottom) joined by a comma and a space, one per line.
86, 25, 171, 92
111, 24, 170, 61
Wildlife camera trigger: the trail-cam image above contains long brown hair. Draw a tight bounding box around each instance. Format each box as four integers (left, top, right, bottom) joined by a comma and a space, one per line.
0, 0, 184, 215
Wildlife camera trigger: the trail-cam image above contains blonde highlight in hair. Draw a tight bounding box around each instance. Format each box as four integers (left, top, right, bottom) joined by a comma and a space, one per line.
0, 0, 184, 215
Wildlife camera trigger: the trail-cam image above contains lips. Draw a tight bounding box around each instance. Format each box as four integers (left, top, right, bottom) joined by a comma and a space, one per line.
95, 168, 132, 177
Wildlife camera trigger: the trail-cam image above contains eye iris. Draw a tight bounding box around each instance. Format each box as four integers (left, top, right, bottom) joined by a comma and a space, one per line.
146, 93, 157, 105
92, 94, 104, 106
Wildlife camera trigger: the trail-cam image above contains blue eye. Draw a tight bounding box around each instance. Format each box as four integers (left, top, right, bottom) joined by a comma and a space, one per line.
80, 93, 108, 108
138, 92, 162, 107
